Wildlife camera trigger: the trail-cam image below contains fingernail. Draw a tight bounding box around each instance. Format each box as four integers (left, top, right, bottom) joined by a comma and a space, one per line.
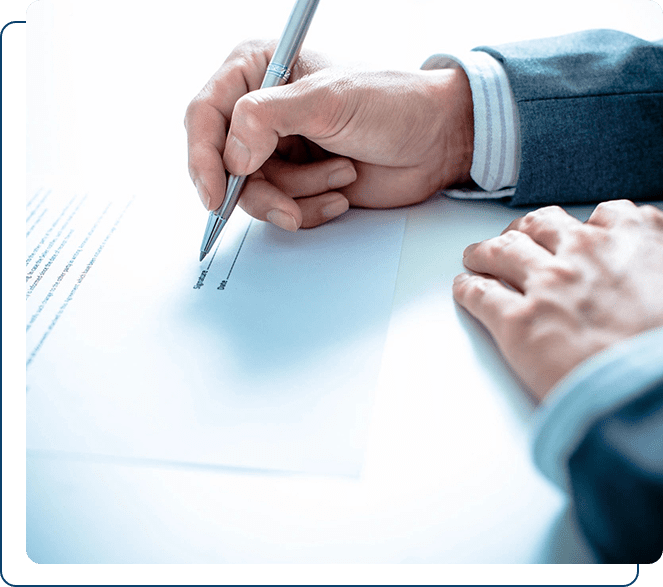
321, 197, 349, 220
195, 178, 210, 209
453, 273, 470, 285
328, 165, 356, 189
227, 135, 251, 173
267, 209, 298, 232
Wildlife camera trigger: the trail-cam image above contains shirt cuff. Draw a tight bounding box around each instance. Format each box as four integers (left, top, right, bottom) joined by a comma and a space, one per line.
421, 50, 521, 198
531, 327, 663, 493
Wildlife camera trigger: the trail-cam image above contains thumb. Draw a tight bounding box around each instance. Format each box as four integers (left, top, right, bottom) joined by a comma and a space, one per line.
223, 79, 335, 176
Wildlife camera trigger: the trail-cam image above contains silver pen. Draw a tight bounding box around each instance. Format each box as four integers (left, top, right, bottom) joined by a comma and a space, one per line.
199, 0, 321, 261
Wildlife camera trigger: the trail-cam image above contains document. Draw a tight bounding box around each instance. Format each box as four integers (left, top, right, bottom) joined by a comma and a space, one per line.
26, 187, 406, 476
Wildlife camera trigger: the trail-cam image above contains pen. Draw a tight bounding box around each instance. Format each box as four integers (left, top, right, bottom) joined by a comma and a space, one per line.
199, 0, 321, 261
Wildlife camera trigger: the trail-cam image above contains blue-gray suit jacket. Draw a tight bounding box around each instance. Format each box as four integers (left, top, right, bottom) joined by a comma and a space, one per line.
479, 30, 663, 564
479, 29, 663, 206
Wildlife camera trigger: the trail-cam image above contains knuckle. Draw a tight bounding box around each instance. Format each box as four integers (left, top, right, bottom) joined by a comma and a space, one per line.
473, 231, 523, 265
496, 229, 527, 254
498, 228, 521, 246
547, 262, 581, 285
475, 239, 500, 263
515, 299, 539, 324
521, 205, 563, 227
597, 199, 633, 211
500, 295, 569, 353
502, 218, 522, 234
502, 297, 553, 344
593, 199, 637, 220
230, 38, 272, 60
566, 225, 604, 253
593, 200, 612, 213
461, 275, 488, 303
183, 99, 201, 129
233, 93, 266, 129
235, 38, 262, 52
516, 296, 555, 324
224, 40, 278, 90
531, 205, 564, 220
639, 204, 663, 228
589, 201, 613, 222
499, 302, 536, 341
457, 275, 498, 310
518, 213, 537, 231
520, 211, 559, 239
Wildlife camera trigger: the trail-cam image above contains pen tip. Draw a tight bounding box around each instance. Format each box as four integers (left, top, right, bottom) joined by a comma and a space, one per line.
199, 251, 207, 262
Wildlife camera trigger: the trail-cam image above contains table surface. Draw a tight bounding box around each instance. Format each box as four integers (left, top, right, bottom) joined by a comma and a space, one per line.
21, 0, 663, 568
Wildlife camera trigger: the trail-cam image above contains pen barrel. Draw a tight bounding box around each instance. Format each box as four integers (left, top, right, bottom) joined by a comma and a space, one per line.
265, 0, 320, 87
217, 174, 248, 220
215, 0, 320, 219
262, 63, 293, 88
200, 0, 321, 259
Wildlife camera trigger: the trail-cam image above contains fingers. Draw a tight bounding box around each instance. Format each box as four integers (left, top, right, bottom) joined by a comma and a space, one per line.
262, 157, 354, 228
586, 199, 640, 228
639, 204, 663, 231
502, 206, 582, 254
462, 230, 553, 292
237, 158, 355, 230
184, 54, 257, 211
296, 193, 350, 229
185, 40, 330, 211
587, 200, 663, 239
238, 175, 350, 230
261, 157, 356, 197
222, 85, 311, 176
223, 71, 345, 177
185, 101, 228, 211
185, 42, 274, 211
452, 272, 524, 340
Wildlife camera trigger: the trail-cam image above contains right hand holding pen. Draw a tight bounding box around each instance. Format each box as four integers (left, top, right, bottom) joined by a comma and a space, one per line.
185, 40, 474, 230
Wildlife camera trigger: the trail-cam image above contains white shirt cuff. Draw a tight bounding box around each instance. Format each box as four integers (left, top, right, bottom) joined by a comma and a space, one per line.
421, 50, 520, 199
531, 327, 663, 493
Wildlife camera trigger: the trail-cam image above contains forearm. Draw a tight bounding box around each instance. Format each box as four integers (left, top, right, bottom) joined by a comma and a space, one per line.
569, 388, 663, 564
426, 30, 663, 206
532, 327, 663, 563
476, 29, 663, 206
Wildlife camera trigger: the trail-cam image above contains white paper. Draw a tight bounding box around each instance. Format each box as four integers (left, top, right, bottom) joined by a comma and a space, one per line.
26, 187, 406, 476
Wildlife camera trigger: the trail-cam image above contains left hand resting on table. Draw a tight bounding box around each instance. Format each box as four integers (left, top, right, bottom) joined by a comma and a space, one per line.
452, 199, 663, 401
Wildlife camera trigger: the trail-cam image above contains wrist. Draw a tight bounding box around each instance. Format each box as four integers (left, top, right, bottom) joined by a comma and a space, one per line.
422, 67, 474, 188
445, 67, 474, 185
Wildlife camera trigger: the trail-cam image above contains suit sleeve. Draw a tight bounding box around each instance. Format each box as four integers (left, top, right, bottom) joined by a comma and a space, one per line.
532, 327, 663, 564
569, 384, 663, 563
475, 29, 663, 206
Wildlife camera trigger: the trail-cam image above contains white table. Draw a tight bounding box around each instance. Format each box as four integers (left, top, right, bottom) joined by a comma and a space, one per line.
14, 0, 663, 579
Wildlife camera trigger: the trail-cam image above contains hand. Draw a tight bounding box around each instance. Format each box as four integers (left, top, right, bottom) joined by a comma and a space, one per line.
185, 40, 473, 230
452, 200, 663, 401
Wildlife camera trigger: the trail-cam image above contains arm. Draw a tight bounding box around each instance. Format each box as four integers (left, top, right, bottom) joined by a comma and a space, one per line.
569, 381, 663, 564
454, 200, 663, 562
475, 29, 663, 206
533, 328, 663, 563
447, 31, 663, 563
422, 30, 663, 204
